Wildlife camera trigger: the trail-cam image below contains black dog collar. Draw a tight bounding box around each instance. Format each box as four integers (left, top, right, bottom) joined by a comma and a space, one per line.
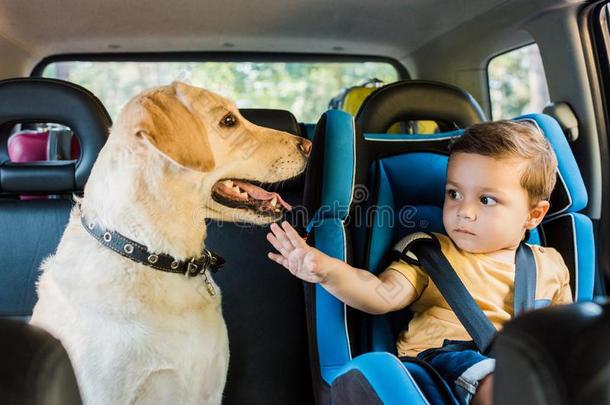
80, 215, 224, 295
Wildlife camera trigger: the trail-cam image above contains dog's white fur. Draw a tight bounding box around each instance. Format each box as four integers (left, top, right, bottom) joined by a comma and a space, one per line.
30, 82, 310, 404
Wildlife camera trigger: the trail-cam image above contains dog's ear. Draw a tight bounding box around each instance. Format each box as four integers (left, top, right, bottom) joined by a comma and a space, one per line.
123, 87, 216, 172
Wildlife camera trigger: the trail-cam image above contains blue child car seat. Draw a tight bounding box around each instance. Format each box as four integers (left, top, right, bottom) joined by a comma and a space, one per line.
302, 80, 484, 403
302, 80, 595, 404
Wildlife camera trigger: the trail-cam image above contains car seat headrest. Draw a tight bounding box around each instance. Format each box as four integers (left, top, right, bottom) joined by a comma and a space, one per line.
0, 78, 110, 194
240, 108, 301, 137
239, 108, 304, 195
302, 110, 356, 228
356, 80, 486, 133
515, 114, 587, 217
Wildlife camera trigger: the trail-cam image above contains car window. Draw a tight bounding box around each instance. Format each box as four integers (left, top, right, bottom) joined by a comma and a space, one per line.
488, 43, 550, 120
42, 61, 399, 123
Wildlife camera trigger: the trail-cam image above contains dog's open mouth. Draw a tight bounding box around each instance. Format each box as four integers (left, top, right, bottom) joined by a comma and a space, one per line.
211, 179, 292, 217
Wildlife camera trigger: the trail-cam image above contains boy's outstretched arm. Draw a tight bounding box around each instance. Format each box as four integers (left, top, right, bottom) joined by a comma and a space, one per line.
267, 221, 418, 315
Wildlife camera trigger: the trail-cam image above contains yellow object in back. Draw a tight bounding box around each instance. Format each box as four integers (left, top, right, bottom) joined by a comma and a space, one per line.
342, 86, 439, 134
343, 87, 403, 133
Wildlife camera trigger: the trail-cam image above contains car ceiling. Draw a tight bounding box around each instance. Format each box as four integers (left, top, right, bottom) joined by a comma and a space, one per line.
0, 0, 524, 58
0, 0, 587, 85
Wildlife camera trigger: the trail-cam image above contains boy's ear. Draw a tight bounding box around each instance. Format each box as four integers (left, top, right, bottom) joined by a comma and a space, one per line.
526, 200, 550, 229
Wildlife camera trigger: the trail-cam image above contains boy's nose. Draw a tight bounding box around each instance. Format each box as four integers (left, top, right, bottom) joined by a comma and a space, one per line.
457, 205, 476, 221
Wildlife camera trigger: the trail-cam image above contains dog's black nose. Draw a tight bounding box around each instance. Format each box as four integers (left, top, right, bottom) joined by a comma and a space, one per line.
298, 138, 312, 157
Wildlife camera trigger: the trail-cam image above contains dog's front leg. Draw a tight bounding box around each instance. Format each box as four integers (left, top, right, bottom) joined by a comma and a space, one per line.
130, 368, 184, 405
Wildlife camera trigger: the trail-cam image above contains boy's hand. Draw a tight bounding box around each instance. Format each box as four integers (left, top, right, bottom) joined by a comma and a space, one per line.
267, 221, 331, 283
267, 222, 418, 314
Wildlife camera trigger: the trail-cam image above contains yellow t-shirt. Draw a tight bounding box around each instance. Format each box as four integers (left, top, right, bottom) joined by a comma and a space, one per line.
388, 233, 573, 357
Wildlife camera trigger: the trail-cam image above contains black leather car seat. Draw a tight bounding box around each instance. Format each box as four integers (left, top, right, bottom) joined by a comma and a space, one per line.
0, 78, 110, 319
0, 77, 110, 404
494, 301, 610, 405
205, 108, 314, 405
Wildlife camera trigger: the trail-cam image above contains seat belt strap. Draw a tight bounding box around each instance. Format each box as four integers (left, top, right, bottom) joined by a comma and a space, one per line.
513, 243, 537, 316
396, 233, 537, 353
410, 239, 497, 353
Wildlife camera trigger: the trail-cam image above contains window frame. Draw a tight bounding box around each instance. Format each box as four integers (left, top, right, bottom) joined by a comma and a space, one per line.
582, 0, 610, 296
485, 41, 550, 120
30, 51, 409, 79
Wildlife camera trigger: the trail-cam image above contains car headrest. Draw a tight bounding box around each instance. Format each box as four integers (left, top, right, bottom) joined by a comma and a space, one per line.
303, 110, 357, 229
495, 302, 610, 405
368, 114, 586, 215
239, 108, 304, 196
356, 80, 486, 133
516, 114, 587, 217
240, 108, 301, 137
0, 78, 110, 194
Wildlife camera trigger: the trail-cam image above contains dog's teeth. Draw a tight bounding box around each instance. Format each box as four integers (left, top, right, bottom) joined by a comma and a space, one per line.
232, 186, 241, 193
240, 192, 249, 199
270, 197, 277, 207
274, 208, 281, 212
223, 180, 233, 187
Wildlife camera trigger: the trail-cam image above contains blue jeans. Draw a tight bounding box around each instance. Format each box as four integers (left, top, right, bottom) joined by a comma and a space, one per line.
417, 340, 495, 404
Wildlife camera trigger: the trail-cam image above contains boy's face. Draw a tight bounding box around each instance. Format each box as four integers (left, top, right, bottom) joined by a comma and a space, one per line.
443, 152, 548, 254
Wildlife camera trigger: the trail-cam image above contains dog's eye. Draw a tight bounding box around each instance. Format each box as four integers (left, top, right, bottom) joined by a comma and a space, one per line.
220, 113, 237, 128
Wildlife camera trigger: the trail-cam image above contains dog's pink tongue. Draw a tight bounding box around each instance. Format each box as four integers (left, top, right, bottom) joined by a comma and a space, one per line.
233, 180, 292, 211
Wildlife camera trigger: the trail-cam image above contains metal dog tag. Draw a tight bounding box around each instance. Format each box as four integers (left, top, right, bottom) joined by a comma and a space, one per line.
202, 270, 216, 296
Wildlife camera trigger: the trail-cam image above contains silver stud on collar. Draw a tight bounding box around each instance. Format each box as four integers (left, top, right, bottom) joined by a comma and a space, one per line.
88, 222, 95, 230
171, 260, 179, 270
103, 232, 112, 242
123, 244, 134, 254
148, 254, 159, 264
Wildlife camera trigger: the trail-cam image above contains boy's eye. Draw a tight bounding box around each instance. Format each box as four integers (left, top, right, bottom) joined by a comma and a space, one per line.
480, 196, 497, 206
447, 189, 462, 200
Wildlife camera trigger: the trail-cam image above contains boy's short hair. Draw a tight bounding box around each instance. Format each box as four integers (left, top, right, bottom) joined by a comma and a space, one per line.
449, 120, 558, 204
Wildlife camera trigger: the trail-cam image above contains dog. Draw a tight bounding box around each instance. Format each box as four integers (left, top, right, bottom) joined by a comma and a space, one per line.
30, 81, 311, 404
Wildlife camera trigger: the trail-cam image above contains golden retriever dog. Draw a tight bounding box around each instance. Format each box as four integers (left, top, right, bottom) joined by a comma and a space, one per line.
30, 81, 311, 404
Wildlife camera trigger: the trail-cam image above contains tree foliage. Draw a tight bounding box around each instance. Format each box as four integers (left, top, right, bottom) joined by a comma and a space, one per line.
488, 44, 550, 120
44, 61, 398, 122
